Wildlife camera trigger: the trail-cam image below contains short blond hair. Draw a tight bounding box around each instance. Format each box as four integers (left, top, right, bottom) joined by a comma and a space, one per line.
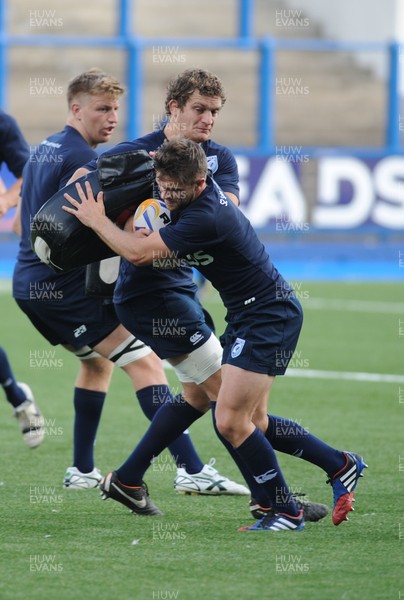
67, 68, 125, 106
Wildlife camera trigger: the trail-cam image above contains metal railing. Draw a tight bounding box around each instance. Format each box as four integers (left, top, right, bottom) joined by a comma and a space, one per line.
0, 0, 402, 156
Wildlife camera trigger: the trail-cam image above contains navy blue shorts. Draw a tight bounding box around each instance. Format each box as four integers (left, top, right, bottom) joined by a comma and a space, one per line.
115, 287, 213, 359
15, 275, 120, 350
220, 294, 303, 376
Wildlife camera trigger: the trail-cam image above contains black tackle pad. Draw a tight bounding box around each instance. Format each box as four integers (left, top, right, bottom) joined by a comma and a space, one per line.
30, 149, 155, 273
85, 257, 121, 298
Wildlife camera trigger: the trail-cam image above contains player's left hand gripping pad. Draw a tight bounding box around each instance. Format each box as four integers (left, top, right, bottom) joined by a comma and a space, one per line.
30, 149, 154, 273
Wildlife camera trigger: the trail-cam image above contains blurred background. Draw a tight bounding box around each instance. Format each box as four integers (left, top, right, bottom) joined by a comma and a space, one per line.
1, 0, 403, 283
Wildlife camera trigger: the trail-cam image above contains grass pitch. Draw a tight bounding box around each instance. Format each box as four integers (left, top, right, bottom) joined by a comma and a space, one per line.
0, 281, 401, 600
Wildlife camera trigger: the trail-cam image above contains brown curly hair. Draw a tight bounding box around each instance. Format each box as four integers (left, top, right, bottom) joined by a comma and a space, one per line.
164, 68, 227, 115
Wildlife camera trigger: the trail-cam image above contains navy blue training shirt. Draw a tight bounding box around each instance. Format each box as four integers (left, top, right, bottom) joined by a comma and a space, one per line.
13, 126, 98, 299
0, 109, 29, 176
87, 129, 239, 303
160, 178, 287, 313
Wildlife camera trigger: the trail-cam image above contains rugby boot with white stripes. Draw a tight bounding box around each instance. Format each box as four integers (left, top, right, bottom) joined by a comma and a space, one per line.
249, 493, 329, 522
327, 451, 368, 525
239, 509, 304, 532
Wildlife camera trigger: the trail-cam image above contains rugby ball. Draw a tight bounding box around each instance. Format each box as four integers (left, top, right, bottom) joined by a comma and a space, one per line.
132, 198, 171, 232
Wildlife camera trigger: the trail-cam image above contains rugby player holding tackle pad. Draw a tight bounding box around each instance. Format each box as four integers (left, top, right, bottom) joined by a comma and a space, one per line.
31, 149, 154, 273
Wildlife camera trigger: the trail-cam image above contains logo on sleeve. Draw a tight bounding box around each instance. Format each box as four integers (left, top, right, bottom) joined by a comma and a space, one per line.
230, 337, 245, 358
207, 155, 218, 174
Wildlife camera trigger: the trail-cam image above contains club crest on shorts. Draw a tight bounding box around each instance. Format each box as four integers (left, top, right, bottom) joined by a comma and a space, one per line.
231, 337, 245, 358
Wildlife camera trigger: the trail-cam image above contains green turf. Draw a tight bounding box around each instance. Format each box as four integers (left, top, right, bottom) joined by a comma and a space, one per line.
0, 281, 401, 600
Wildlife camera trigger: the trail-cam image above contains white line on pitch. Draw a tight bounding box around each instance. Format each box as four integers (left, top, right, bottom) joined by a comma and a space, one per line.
286, 368, 404, 384
163, 361, 403, 384
186, 292, 404, 314
303, 297, 404, 314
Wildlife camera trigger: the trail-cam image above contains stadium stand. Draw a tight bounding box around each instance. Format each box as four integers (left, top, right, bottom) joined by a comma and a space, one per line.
4, 0, 386, 148
0, 0, 402, 281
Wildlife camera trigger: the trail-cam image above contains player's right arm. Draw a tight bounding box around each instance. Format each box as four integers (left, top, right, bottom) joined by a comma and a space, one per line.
0, 177, 24, 215
223, 191, 239, 206
67, 167, 91, 184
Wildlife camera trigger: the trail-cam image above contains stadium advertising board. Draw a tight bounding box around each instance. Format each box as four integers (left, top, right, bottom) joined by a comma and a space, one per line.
236, 154, 404, 230
1, 155, 403, 232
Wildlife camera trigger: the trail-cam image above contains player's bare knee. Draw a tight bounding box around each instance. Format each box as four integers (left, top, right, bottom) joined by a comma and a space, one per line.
252, 411, 269, 433
79, 355, 111, 375
215, 405, 253, 446
214, 411, 238, 444
122, 351, 165, 380
181, 382, 210, 412
77, 356, 114, 389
